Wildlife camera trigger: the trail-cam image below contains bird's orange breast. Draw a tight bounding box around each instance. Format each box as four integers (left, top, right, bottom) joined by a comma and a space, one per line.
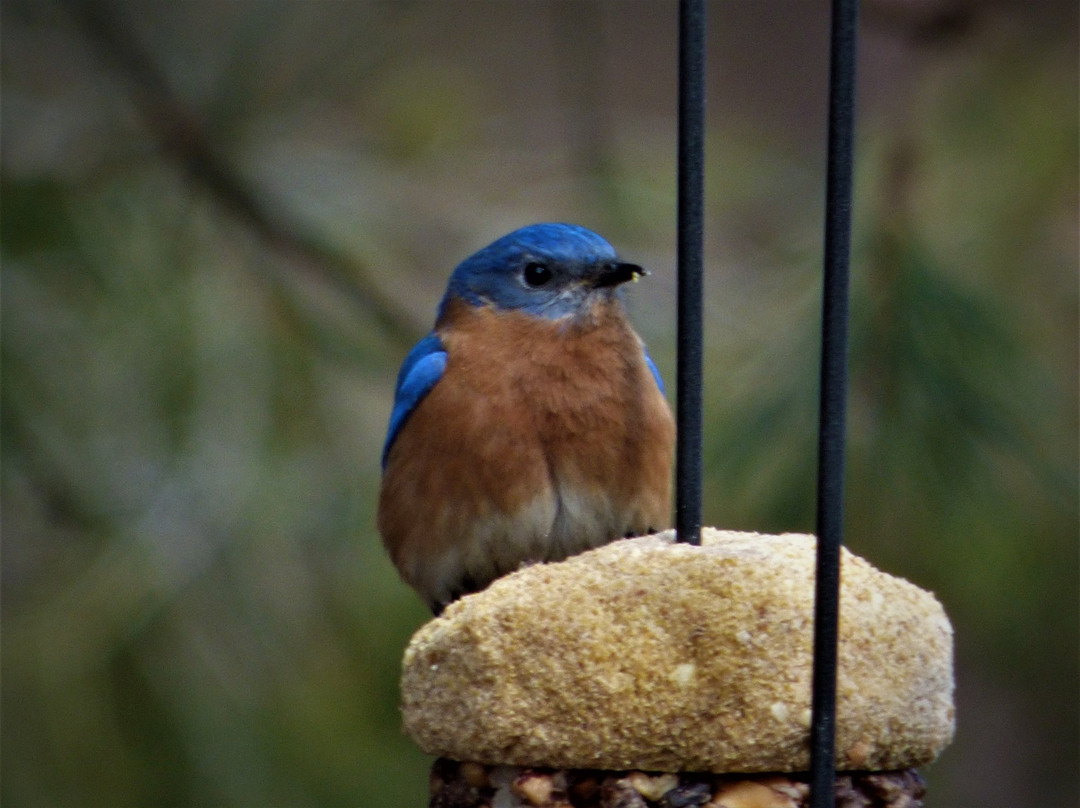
378, 296, 674, 609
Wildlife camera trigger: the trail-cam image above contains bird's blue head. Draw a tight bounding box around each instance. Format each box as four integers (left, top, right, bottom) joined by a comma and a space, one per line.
440, 223, 646, 320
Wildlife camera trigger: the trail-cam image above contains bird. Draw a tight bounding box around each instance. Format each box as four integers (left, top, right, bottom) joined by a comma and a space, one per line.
377, 223, 675, 613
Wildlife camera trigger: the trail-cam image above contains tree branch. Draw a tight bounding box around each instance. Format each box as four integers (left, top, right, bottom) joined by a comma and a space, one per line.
59, 0, 422, 347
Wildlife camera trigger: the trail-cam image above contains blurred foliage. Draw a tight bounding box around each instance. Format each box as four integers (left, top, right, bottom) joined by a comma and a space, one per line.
2, 2, 1076, 807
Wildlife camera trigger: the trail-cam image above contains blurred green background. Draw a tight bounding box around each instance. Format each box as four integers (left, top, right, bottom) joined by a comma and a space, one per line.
2, 1, 1076, 806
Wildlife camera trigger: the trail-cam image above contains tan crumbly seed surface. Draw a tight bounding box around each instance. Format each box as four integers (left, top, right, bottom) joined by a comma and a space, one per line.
402, 529, 954, 773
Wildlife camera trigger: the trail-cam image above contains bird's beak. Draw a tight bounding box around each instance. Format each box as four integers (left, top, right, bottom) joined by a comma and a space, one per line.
591, 262, 648, 289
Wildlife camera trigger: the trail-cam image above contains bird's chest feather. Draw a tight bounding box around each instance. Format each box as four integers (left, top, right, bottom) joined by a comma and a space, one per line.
380, 298, 674, 610
436, 300, 647, 470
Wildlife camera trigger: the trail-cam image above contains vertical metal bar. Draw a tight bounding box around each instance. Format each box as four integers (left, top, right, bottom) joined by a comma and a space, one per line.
810, 0, 859, 806
675, 0, 705, 546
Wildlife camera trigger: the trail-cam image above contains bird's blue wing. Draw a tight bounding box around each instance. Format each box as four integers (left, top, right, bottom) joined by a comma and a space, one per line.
382, 333, 448, 468
644, 349, 666, 395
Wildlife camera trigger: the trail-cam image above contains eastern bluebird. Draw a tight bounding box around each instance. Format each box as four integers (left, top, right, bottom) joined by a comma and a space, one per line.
378, 223, 675, 613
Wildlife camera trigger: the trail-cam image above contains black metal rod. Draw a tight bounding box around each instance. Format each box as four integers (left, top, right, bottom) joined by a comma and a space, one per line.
675, 0, 705, 546
810, 0, 859, 805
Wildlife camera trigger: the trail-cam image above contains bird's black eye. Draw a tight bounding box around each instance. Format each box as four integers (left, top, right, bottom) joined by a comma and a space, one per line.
523, 262, 553, 287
